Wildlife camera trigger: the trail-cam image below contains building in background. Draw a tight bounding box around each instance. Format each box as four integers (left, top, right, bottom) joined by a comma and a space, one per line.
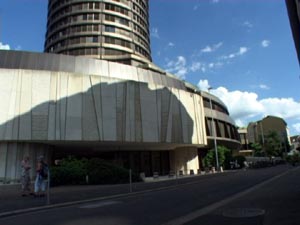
290, 135, 300, 154
247, 115, 290, 156
0, 0, 240, 183
286, 0, 300, 64
236, 128, 253, 156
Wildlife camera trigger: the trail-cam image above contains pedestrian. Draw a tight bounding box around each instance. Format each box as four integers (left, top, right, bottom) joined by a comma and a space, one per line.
21, 156, 32, 196
34, 156, 48, 197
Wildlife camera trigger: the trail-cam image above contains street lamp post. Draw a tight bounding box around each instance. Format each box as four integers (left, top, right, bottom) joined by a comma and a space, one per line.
208, 87, 219, 171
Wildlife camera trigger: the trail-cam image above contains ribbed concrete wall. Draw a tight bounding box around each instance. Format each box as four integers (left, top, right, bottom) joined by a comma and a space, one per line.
0, 69, 206, 145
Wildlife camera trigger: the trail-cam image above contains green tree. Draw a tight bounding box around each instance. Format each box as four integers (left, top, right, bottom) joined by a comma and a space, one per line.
250, 142, 264, 156
264, 131, 281, 157
203, 145, 231, 168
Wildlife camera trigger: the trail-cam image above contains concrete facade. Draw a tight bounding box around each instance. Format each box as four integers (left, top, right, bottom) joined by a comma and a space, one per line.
0, 50, 212, 182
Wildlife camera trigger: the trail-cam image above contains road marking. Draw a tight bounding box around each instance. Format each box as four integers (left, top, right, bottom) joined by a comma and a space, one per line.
162, 167, 298, 225
79, 201, 121, 209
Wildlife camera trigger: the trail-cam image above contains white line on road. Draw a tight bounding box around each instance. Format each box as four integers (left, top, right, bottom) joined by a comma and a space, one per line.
79, 201, 122, 209
161, 167, 299, 225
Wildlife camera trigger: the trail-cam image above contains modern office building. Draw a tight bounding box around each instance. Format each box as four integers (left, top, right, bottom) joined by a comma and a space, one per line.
0, 0, 240, 183
286, 0, 300, 64
45, 0, 151, 65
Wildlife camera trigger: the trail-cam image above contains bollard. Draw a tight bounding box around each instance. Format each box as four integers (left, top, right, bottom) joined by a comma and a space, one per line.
129, 169, 132, 193
47, 169, 50, 205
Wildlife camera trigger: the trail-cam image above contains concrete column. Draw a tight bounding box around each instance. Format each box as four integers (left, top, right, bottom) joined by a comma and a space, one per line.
170, 147, 199, 175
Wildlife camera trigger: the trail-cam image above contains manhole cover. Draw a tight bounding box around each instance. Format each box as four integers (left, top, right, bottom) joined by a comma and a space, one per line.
223, 208, 265, 218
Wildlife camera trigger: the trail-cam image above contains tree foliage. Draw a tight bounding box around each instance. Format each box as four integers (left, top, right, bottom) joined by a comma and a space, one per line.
203, 145, 231, 168
264, 131, 282, 157
250, 142, 264, 156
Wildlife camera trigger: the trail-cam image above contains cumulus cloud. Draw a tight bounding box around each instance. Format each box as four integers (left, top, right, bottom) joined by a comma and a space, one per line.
168, 42, 174, 47
190, 62, 202, 72
0, 42, 10, 50
197, 79, 300, 129
243, 21, 253, 29
165, 56, 188, 79
261, 40, 271, 48
222, 46, 249, 60
150, 28, 159, 38
259, 84, 270, 90
292, 123, 300, 133
201, 42, 223, 53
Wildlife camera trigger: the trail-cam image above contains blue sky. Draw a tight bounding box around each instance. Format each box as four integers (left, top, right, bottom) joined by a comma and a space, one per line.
0, 0, 300, 135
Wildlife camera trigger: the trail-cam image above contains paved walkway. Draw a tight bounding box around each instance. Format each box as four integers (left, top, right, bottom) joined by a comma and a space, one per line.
0, 171, 230, 217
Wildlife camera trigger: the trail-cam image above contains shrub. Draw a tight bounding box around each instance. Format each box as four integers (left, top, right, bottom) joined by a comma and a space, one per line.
50, 157, 141, 186
87, 158, 141, 184
50, 156, 88, 186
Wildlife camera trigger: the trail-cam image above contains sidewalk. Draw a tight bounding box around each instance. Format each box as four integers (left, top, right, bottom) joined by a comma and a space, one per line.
0, 171, 231, 217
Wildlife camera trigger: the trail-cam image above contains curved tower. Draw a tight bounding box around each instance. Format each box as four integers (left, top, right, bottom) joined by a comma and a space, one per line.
44, 0, 151, 65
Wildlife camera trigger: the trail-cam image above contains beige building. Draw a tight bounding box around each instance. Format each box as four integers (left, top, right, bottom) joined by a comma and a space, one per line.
247, 115, 290, 156
0, 0, 240, 183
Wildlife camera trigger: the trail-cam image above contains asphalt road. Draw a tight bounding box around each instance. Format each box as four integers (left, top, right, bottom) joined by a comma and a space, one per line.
0, 165, 297, 225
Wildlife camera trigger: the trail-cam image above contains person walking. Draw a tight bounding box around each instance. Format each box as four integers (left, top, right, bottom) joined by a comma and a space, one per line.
34, 156, 48, 197
20, 156, 32, 196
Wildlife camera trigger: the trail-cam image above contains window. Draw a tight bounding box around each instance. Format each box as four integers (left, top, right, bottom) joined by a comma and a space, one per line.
105, 26, 115, 33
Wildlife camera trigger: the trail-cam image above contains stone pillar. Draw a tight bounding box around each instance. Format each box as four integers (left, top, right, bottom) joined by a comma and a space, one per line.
170, 147, 199, 175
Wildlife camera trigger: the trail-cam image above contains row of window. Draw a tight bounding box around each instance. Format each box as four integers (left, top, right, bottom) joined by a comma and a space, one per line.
205, 118, 239, 140
46, 23, 149, 52
203, 98, 229, 115
48, 12, 131, 36
132, 2, 147, 19
105, 36, 131, 48
132, 13, 148, 30
65, 47, 99, 56
49, 2, 100, 21
133, 0, 147, 11
105, 3, 129, 16
104, 25, 131, 37
48, 36, 99, 51
105, 14, 129, 26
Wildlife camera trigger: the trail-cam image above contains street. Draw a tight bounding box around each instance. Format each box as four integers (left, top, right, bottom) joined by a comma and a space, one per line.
0, 165, 299, 225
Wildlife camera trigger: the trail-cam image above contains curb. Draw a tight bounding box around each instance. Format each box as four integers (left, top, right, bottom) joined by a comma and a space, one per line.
0, 172, 230, 218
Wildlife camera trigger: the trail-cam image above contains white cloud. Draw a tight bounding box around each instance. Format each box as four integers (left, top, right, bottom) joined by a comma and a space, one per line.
165, 56, 188, 79
222, 46, 249, 60
201, 42, 223, 53
259, 84, 270, 90
168, 42, 174, 47
260, 98, 300, 119
0, 42, 10, 50
242, 21, 253, 29
150, 28, 159, 39
197, 80, 300, 129
190, 62, 202, 72
211, 0, 220, 3
261, 40, 271, 48
292, 123, 300, 133
198, 80, 210, 91
239, 47, 248, 55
